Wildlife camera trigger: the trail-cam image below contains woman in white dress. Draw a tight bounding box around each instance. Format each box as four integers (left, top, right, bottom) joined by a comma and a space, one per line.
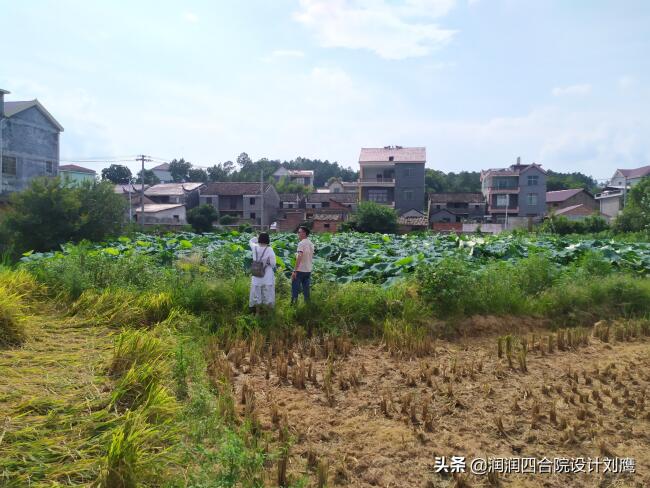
249, 233, 276, 313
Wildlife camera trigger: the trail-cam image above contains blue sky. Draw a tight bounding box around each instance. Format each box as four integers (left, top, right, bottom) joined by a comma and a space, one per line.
2, 0, 649, 180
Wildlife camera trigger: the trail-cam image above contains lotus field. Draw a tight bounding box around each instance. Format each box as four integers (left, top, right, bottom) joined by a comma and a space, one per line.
21, 231, 650, 284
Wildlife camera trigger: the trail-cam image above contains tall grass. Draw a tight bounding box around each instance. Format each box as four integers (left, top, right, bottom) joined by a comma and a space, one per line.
0, 288, 26, 347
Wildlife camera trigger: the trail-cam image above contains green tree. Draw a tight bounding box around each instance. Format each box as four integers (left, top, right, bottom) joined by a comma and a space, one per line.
615, 177, 650, 232
354, 201, 398, 233
169, 158, 192, 182
187, 168, 208, 183
187, 204, 219, 233
208, 162, 235, 181
4, 177, 126, 252
274, 177, 310, 195
101, 164, 132, 184
136, 169, 160, 186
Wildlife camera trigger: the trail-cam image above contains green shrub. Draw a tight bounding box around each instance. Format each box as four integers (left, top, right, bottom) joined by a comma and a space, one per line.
471, 261, 530, 315
416, 257, 475, 316
513, 253, 559, 296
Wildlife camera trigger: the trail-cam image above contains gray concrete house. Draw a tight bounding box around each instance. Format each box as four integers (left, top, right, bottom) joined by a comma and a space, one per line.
428, 192, 486, 223
595, 165, 650, 220
151, 163, 173, 183
273, 167, 314, 187
0, 89, 63, 196
199, 182, 280, 227
480, 158, 547, 222
358, 146, 426, 215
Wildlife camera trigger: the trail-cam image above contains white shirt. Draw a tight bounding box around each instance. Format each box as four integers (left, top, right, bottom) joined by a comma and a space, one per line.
249, 237, 276, 286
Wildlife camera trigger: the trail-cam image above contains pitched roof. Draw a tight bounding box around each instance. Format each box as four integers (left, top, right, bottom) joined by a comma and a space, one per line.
306, 192, 357, 203
138, 204, 185, 213
554, 204, 594, 216
545, 188, 584, 203
145, 182, 204, 196
202, 182, 271, 196
152, 163, 170, 171
288, 169, 314, 177
359, 146, 426, 163
278, 193, 301, 201
617, 165, 650, 179
481, 162, 546, 177
397, 215, 429, 226
3, 100, 64, 131
428, 192, 485, 203
58, 164, 96, 174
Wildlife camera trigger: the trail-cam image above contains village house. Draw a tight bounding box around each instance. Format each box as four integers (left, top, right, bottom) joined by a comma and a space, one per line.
114, 184, 154, 221
428, 192, 486, 223
306, 198, 353, 233
145, 182, 204, 209
546, 188, 598, 215
58, 164, 96, 184
358, 146, 426, 215
480, 158, 547, 223
595, 164, 650, 219
278, 193, 303, 209
322, 178, 358, 194
199, 182, 280, 227
0, 89, 63, 196
305, 192, 358, 210
135, 203, 186, 226
397, 209, 429, 233
151, 163, 173, 183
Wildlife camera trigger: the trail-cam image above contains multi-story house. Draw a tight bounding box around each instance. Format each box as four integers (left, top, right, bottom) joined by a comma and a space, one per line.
199, 182, 280, 227
358, 146, 425, 214
0, 89, 63, 196
480, 158, 546, 222
428, 192, 486, 223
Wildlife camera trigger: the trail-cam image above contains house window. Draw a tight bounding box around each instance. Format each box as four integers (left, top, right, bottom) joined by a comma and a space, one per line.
436, 204, 441, 209
404, 168, 412, 177
249, 197, 255, 205
474, 204, 480, 209
527, 175, 539, 186
527, 193, 538, 206
388, 156, 394, 161
229, 197, 237, 210
45, 161, 53, 174
333, 188, 341, 193
324, 223, 331, 229
403, 190, 414, 201
173, 215, 179, 222
322, 202, 329, 208
2, 156, 17, 176
206, 197, 213, 204
250, 212, 256, 220
496, 194, 509, 207
368, 189, 388, 203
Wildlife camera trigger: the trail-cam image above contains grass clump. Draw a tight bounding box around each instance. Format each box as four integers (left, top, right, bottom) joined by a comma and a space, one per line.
0, 287, 27, 348
110, 329, 168, 377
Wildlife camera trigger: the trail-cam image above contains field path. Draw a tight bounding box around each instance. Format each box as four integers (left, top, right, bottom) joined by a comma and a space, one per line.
0, 304, 114, 487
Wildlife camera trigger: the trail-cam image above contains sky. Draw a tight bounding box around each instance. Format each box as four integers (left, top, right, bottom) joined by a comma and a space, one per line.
2, 0, 649, 180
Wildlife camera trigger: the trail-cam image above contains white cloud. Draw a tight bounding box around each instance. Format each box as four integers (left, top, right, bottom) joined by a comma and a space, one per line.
183, 12, 199, 23
293, 0, 457, 60
618, 75, 637, 90
552, 83, 592, 96
262, 49, 305, 63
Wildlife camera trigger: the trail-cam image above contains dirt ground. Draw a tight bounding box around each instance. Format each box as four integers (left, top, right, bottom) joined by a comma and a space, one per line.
229, 320, 650, 488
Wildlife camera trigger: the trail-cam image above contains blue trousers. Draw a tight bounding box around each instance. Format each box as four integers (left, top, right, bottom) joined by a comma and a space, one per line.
291, 271, 311, 303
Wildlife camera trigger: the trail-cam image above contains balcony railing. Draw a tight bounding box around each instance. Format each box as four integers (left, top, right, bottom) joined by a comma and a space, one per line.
488, 205, 518, 213
359, 177, 395, 183
485, 186, 519, 192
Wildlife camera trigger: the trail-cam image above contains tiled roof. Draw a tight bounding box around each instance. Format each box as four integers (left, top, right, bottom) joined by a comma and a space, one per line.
397, 216, 429, 226
152, 163, 170, 171
306, 192, 358, 203
428, 192, 484, 203
312, 213, 344, 221
554, 204, 594, 216
145, 183, 204, 196
59, 164, 96, 174
359, 146, 426, 163
617, 165, 650, 179
546, 188, 583, 203
289, 170, 314, 177
202, 182, 271, 196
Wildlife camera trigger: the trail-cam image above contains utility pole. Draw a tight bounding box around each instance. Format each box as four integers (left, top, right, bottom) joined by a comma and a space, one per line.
260, 168, 264, 231
137, 155, 152, 229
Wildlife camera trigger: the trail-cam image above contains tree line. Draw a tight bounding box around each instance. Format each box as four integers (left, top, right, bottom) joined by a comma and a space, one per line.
101, 153, 359, 188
